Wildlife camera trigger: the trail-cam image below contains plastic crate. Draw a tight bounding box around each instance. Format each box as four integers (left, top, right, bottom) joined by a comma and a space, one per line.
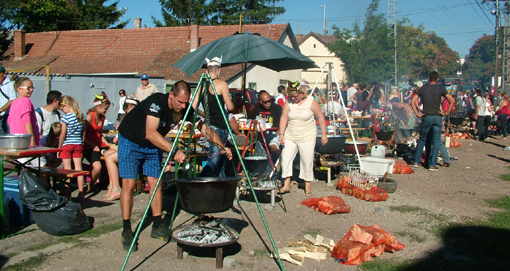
3, 176, 35, 226
359, 157, 395, 178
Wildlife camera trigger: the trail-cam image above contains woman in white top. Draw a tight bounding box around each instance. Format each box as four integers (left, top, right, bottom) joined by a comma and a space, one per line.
278, 81, 328, 197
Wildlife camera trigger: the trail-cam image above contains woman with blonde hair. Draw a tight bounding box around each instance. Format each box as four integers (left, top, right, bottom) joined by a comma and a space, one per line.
278, 81, 328, 197
83, 92, 112, 191
58, 96, 86, 201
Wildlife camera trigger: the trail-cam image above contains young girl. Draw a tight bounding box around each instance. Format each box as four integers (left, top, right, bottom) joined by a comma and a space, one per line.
58, 96, 86, 201
83, 92, 112, 191
8, 76, 40, 147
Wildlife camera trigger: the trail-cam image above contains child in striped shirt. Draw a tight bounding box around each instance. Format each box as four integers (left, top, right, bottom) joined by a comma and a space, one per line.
58, 96, 86, 202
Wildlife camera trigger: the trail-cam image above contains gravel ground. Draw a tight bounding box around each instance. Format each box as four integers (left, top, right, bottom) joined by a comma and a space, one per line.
1, 135, 510, 271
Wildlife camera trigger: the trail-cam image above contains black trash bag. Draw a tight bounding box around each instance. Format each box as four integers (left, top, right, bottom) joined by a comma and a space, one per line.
31, 202, 91, 236
19, 169, 67, 211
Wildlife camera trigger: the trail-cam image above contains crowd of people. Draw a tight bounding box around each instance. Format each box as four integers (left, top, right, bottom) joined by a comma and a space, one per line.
7, 59, 510, 251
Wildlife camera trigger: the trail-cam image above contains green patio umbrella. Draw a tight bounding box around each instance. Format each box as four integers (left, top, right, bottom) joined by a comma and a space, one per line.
173, 31, 318, 77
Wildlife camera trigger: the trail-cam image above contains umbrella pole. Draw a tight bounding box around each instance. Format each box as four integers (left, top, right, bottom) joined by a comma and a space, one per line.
208, 75, 286, 271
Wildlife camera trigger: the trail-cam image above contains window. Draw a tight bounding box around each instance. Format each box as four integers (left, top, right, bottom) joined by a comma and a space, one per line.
248, 82, 257, 90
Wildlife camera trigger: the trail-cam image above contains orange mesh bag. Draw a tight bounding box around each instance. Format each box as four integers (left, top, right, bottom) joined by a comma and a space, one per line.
450, 139, 462, 148
392, 160, 414, 174
331, 224, 405, 265
301, 196, 351, 215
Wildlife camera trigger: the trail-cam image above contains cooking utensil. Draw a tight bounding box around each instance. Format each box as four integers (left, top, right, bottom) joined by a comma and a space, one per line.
343, 141, 370, 154
375, 131, 394, 141
242, 156, 268, 175
176, 177, 241, 213
0, 134, 32, 149
449, 117, 466, 125
315, 135, 347, 154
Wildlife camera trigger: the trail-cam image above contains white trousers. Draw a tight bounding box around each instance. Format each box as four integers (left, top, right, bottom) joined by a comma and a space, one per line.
280, 139, 316, 182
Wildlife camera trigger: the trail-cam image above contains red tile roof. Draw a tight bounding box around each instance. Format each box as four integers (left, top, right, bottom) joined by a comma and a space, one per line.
0, 24, 290, 81
296, 32, 338, 46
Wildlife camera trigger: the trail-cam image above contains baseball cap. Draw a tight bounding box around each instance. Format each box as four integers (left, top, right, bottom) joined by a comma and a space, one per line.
300, 79, 309, 87
0, 65, 5, 73
140, 73, 149, 80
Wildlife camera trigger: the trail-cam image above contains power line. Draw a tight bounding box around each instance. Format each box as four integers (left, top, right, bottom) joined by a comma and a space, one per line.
475, 0, 495, 25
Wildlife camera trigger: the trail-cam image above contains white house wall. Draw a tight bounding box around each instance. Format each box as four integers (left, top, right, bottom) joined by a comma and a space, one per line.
299, 36, 346, 92
27, 75, 165, 123
228, 66, 301, 95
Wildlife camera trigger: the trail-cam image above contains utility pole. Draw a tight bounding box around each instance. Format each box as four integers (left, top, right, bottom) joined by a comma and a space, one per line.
388, 0, 397, 87
502, 0, 510, 92
495, 0, 501, 95
321, 5, 327, 35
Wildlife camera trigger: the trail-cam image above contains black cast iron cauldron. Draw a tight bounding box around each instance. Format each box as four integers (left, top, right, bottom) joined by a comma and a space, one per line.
175, 177, 241, 213
396, 127, 414, 138
242, 156, 268, 175
315, 135, 347, 154
375, 131, 394, 141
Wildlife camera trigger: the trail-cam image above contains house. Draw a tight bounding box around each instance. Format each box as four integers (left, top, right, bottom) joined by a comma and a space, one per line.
296, 32, 347, 92
0, 22, 304, 122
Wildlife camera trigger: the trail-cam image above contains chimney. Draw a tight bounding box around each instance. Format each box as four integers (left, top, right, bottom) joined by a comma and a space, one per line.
14, 30, 26, 60
134, 18, 142, 29
190, 25, 199, 52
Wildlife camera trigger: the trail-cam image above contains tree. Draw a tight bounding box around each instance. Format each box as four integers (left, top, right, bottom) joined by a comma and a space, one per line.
462, 35, 500, 89
154, 0, 209, 27
0, 0, 20, 58
153, 0, 285, 26
11, 0, 127, 32
327, 0, 459, 85
327, 0, 393, 83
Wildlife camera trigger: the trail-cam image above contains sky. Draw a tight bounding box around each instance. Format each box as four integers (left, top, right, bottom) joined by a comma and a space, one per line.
115, 0, 497, 58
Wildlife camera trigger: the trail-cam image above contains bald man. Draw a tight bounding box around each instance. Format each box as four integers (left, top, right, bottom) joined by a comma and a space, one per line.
249, 91, 283, 165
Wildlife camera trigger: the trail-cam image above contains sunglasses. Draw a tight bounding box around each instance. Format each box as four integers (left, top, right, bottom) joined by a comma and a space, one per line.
261, 100, 271, 104
19, 86, 35, 90
291, 93, 301, 99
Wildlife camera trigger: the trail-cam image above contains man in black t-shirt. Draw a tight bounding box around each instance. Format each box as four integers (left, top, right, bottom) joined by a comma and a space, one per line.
249, 91, 283, 165
117, 80, 232, 251
411, 71, 454, 171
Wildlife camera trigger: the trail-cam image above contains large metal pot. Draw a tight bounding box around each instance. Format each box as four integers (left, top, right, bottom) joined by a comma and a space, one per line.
0, 134, 32, 149
343, 141, 370, 154
315, 135, 347, 154
450, 117, 466, 125
176, 177, 241, 213
242, 156, 268, 174
375, 131, 394, 141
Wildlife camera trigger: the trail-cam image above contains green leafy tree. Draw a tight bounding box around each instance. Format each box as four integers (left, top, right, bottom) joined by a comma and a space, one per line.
462, 35, 500, 89
154, 0, 285, 26
328, 0, 393, 83
327, 0, 459, 84
154, 0, 209, 27
0, 0, 19, 58
11, 0, 127, 32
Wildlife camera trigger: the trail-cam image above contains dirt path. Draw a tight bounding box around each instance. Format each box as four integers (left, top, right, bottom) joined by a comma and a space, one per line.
1, 136, 510, 271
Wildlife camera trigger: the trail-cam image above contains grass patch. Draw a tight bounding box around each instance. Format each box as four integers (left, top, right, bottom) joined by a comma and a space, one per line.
390, 205, 451, 235
23, 222, 123, 253
499, 174, 510, 181
251, 248, 269, 257
486, 196, 510, 211
394, 231, 426, 243
2, 253, 49, 271
389, 205, 424, 213
359, 258, 416, 271
301, 228, 321, 236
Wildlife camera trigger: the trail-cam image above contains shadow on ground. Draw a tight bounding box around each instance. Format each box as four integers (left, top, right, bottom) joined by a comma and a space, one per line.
402, 225, 510, 271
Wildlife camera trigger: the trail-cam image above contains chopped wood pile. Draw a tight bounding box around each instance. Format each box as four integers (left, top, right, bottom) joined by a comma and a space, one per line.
274, 234, 335, 266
